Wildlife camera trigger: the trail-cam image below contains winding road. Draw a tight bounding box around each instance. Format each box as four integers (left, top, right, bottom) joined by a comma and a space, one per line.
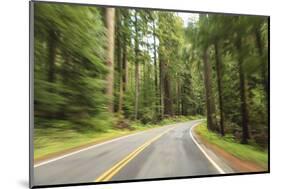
33, 120, 230, 187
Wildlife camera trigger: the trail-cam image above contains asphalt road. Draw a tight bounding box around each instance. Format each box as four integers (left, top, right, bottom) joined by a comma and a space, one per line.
33, 120, 223, 186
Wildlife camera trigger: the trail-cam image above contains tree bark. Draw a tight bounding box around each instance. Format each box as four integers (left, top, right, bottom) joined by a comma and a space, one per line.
236, 37, 250, 144
122, 11, 129, 93
202, 47, 216, 131
159, 51, 164, 119
176, 79, 181, 115
153, 19, 159, 117
255, 27, 268, 116
134, 11, 139, 120
117, 33, 123, 113
214, 41, 225, 136
122, 37, 128, 93
163, 61, 173, 116
105, 8, 115, 113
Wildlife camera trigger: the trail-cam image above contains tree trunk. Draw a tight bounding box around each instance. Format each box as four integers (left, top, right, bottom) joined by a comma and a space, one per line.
105, 8, 115, 113
153, 19, 159, 117
236, 37, 250, 144
163, 61, 173, 116
176, 79, 181, 115
159, 51, 164, 119
255, 28, 268, 117
181, 77, 187, 116
117, 37, 123, 113
123, 38, 128, 93
134, 11, 139, 120
116, 10, 123, 114
214, 41, 225, 136
202, 47, 216, 131
118, 67, 123, 113
143, 56, 147, 106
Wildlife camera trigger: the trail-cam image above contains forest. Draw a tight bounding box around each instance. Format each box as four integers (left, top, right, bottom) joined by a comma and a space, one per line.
33, 2, 269, 158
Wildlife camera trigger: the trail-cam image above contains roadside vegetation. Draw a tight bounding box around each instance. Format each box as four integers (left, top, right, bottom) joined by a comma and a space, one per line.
34, 3, 268, 166
195, 122, 268, 169
34, 115, 203, 160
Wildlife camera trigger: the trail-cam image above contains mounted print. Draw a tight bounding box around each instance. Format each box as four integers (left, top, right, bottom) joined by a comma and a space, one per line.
29, 0, 269, 188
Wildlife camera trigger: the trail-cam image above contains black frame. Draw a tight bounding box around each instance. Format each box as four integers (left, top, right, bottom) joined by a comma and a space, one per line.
29, 0, 270, 188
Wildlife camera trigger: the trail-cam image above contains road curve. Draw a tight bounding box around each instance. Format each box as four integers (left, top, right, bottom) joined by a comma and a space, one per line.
33, 120, 222, 186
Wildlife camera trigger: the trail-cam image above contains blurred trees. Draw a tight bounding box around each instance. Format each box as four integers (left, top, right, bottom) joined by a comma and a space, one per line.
34, 3, 110, 131
105, 8, 116, 113
34, 2, 268, 147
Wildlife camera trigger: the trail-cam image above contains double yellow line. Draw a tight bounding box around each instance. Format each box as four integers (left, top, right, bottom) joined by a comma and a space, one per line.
95, 127, 175, 182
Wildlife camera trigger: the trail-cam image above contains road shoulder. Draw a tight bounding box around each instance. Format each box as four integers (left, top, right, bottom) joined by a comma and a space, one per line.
191, 124, 266, 173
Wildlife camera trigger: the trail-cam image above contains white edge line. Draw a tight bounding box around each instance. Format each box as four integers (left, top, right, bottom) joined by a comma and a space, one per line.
34, 130, 147, 168
189, 122, 225, 174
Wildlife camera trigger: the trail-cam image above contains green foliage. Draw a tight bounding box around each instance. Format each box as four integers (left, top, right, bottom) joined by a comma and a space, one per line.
33, 2, 268, 159
187, 13, 268, 145
195, 123, 268, 169
34, 3, 110, 131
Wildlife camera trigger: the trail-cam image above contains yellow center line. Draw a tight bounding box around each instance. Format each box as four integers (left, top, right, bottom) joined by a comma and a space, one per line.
94, 126, 175, 182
